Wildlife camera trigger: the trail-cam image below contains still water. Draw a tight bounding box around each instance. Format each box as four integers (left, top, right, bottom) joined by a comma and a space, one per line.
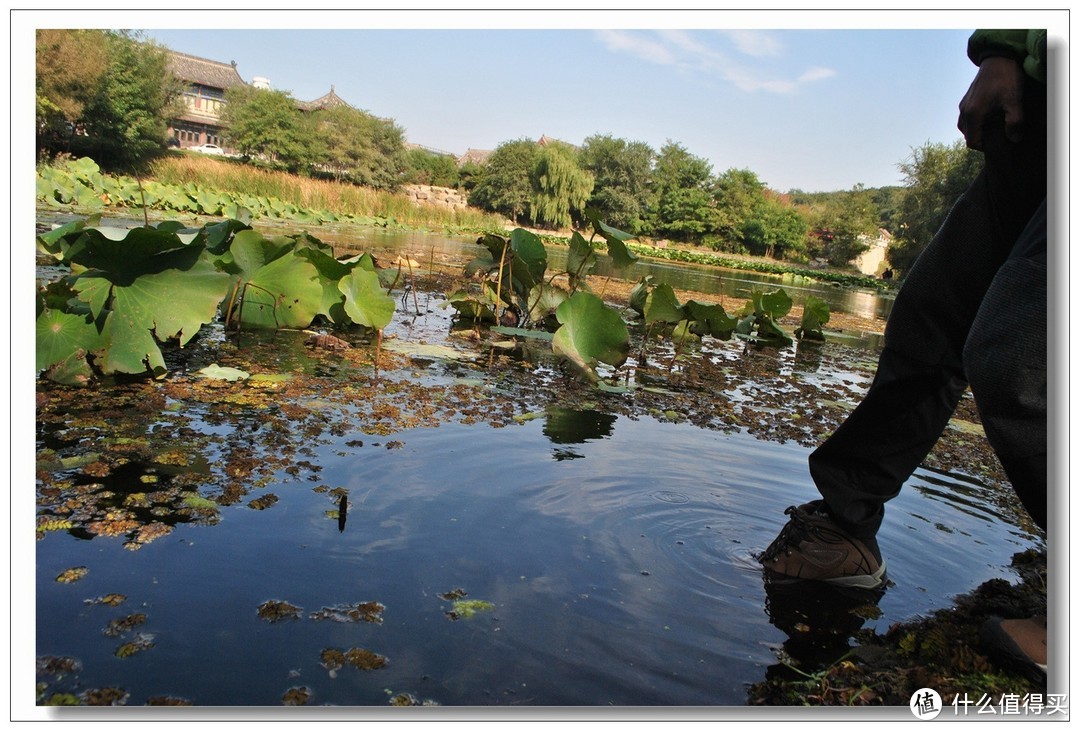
36, 408, 1040, 706
33, 221, 1037, 707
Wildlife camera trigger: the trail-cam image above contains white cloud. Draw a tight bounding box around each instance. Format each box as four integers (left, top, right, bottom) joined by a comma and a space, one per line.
798, 66, 837, 83
717, 29, 783, 58
595, 29, 836, 96
594, 29, 677, 66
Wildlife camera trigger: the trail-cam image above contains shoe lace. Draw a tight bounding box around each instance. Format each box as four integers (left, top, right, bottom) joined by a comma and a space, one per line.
760, 505, 813, 561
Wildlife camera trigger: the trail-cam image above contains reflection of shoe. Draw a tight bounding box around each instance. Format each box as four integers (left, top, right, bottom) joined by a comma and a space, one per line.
980, 615, 1047, 683
759, 502, 887, 590
762, 579, 885, 680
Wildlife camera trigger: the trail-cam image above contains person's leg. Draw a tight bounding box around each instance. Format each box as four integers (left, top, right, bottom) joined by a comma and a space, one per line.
808, 167, 1017, 538
963, 199, 1047, 531
809, 78, 1047, 539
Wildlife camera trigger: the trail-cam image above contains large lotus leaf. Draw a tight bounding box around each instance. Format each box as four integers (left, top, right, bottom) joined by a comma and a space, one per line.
750, 288, 793, 320
795, 295, 831, 342
36, 309, 104, 371
295, 246, 359, 322
552, 291, 629, 379
566, 231, 597, 284
55, 225, 195, 283
644, 283, 684, 326
444, 290, 496, 323
586, 211, 638, 270
628, 276, 654, 317
92, 256, 232, 375
36, 214, 101, 258
235, 253, 324, 329
338, 268, 395, 330
526, 283, 568, 326
225, 229, 294, 278
684, 300, 738, 339
508, 228, 548, 291
202, 218, 251, 254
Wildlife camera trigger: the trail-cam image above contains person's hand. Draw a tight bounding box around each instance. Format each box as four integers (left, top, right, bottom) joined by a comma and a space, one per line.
957, 55, 1027, 150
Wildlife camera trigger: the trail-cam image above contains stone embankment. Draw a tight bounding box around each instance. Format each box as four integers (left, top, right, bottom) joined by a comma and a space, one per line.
401, 184, 469, 212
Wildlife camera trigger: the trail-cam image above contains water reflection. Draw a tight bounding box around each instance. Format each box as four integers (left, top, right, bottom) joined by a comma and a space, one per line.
542, 408, 617, 461
762, 580, 886, 681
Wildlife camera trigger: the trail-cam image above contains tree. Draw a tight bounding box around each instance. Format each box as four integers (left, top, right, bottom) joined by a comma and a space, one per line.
646, 141, 717, 243
888, 140, 982, 273
821, 184, 880, 267
309, 105, 407, 190
741, 193, 809, 260
529, 141, 594, 230
37, 30, 181, 170
36, 29, 109, 154
710, 167, 767, 253
578, 134, 655, 233
403, 147, 460, 188
468, 139, 538, 224
222, 86, 316, 173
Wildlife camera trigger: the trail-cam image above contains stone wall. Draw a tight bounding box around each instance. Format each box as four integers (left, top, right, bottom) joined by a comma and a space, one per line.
401, 184, 469, 211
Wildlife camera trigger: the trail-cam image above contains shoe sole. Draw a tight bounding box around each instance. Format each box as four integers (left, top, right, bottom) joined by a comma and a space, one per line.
764, 560, 887, 590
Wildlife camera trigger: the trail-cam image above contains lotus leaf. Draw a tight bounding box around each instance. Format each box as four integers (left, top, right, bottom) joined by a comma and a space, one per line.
93, 256, 231, 375
566, 231, 597, 284
684, 300, 738, 340
233, 253, 324, 330
795, 295, 831, 341
525, 283, 568, 326
644, 283, 684, 326
552, 291, 629, 380
36, 309, 104, 371
338, 268, 395, 330
197, 364, 250, 381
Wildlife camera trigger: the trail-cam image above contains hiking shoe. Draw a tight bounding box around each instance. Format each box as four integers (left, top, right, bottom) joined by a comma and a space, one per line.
980, 615, 1047, 683
759, 502, 887, 589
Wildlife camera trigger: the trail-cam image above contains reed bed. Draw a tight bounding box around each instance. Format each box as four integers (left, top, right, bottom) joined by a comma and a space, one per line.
148, 154, 506, 232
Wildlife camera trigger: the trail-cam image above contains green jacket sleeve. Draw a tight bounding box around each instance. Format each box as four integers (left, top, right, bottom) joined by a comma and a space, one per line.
967, 29, 1047, 84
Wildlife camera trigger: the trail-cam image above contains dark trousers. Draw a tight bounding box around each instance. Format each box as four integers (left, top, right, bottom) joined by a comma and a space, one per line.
810, 90, 1048, 537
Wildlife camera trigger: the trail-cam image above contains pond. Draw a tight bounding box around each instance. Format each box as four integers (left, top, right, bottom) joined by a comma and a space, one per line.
32, 222, 1041, 710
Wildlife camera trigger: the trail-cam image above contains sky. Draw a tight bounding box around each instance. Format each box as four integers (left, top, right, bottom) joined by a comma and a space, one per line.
14, 7, 1068, 193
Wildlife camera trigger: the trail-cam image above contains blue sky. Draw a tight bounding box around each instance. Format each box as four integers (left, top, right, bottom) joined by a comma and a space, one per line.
13, 8, 1068, 193
126, 8, 1064, 193
143, 22, 977, 193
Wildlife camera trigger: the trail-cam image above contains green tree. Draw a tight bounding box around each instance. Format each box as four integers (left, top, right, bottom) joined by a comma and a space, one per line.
710, 168, 767, 253
888, 140, 982, 273
222, 86, 316, 173
35, 29, 110, 155
578, 134, 655, 234
820, 184, 880, 267
529, 142, 594, 230
646, 141, 717, 243
309, 105, 407, 190
468, 139, 539, 224
741, 194, 809, 260
40, 31, 181, 170
403, 147, 461, 188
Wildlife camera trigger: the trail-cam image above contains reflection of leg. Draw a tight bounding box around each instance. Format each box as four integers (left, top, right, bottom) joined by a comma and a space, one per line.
964, 201, 1047, 531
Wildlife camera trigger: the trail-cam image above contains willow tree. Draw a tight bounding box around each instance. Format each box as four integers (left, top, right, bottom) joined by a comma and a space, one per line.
529, 142, 594, 230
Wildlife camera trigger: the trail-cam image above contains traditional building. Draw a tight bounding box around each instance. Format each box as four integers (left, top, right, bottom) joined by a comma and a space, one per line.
166, 51, 248, 150
296, 86, 353, 112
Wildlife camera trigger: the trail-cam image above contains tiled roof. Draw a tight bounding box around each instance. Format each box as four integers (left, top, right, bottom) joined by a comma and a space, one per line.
167, 51, 247, 90
457, 148, 493, 166
298, 86, 353, 112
